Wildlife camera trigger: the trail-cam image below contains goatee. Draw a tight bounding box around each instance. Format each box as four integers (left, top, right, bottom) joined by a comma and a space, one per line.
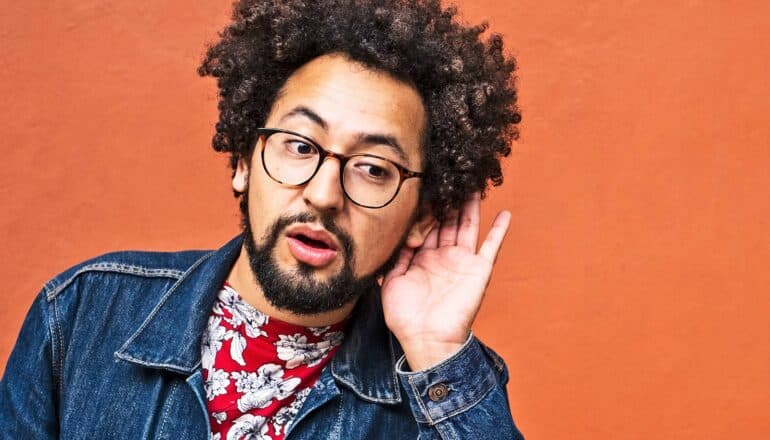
240, 196, 402, 315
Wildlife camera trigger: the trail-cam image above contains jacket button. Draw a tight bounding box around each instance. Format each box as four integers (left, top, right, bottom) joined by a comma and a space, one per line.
428, 383, 449, 402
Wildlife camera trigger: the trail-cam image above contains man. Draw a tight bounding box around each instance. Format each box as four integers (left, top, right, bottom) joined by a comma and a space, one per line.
0, 0, 523, 438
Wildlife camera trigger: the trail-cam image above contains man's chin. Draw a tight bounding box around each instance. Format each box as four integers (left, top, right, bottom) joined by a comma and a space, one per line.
256, 271, 371, 316
247, 244, 367, 315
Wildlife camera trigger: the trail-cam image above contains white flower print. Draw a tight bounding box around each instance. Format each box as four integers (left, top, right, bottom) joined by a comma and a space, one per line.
219, 286, 269, 339
226, 414, 270, 440
239, 307, 270, 339
275, 331, 344, 369
215, 285, 241, 315
275, 333, 308, 369
205, 284, 344, 440
308, 325, 330, 337
225, 329, 247, 366
204, 368, 230, 401
231, 363, 302, 412
211, 290, 227, 316
324, 331, 344, 346
201, 316, 227, 371
209, 287, 272, 367
272, 387, 312, 435
212, 411, 227, 425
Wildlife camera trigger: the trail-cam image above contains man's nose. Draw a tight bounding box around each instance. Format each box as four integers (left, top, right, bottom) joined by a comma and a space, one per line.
302, 156, 345, 212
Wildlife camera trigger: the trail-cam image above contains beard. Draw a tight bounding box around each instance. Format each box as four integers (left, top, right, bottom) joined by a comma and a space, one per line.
239, 196, 404, 315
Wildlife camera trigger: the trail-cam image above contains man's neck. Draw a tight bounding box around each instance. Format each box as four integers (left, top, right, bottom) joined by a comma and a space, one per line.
226, 246, 356, 327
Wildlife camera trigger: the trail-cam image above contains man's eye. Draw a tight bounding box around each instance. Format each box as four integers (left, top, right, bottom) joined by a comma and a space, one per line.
286, 141, 316, 155
367, 165, 386, 177
359, 164, 390, 179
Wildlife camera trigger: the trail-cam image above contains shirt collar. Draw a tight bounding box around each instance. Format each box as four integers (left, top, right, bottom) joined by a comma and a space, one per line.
115, 234, 402, 404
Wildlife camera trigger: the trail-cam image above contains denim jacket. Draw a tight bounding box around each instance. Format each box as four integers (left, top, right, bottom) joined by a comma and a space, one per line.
0, 235, 523, 439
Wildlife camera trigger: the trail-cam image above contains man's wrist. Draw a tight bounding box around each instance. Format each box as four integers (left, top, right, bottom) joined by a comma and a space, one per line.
397, 331, 472, 372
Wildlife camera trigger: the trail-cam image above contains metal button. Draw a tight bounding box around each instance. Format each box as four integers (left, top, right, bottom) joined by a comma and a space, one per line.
428, 383, 449, 402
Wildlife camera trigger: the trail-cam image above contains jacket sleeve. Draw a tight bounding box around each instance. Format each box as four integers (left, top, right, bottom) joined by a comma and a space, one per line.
0, 289, 59, 438
395, 333, 524, 440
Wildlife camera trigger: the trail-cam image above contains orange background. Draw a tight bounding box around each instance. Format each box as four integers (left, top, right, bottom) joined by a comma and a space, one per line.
1, 1, 769, 438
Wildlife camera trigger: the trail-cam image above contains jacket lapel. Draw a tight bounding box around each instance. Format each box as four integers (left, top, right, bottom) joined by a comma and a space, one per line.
331, 286, 403, 404
114, 233, 403, 404
114, 235, 243, 374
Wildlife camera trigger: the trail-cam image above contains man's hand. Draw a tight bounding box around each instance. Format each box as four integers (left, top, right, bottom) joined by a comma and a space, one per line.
381, 192, 511, 371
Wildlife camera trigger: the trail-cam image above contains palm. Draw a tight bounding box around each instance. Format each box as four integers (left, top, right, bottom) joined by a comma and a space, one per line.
382, 242, 492, 344
380, 193, 511, 369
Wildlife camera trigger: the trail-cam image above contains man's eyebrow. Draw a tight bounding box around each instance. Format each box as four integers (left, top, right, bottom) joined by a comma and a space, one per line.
277, 106, 410, 165
278, 106, 328, 130
356, 133, 409, 165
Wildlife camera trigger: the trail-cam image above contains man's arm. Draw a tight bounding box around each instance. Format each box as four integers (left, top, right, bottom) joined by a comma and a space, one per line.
0, 289, 59, 437
381, 191, 523, 437
396, 334, 524, 440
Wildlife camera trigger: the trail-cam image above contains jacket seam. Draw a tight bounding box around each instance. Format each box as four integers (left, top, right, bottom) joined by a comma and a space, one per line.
386, 332, 402, 402
44, 264, 186, 302
157, 381, 179, 439
54, 297, 64, 396
112, 352, 196, 375
45, 294, 61, 398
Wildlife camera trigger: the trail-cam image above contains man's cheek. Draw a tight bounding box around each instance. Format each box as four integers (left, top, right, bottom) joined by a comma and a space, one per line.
357, 236, 390, 275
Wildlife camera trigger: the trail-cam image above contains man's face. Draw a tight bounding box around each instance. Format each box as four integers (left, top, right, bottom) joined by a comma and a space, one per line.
233, 53, 432, 314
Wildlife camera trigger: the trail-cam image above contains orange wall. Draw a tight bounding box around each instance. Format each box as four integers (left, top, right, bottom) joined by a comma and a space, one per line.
1, 1, 768, 438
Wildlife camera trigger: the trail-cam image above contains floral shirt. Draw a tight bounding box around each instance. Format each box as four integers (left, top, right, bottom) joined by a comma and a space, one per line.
201, 283, 346, 440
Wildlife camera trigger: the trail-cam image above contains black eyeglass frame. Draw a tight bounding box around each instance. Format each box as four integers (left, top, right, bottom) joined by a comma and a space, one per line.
255, 127, 424, 209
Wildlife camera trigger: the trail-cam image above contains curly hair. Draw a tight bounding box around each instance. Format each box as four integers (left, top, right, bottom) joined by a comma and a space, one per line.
198, 0, 520, 220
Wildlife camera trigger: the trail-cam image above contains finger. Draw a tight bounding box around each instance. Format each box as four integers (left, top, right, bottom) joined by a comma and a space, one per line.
383, 246, 415, 284
438, 210, 459, 247
422, 223, 439, 249
478, 210, 512, 262
456, 192, 481, 252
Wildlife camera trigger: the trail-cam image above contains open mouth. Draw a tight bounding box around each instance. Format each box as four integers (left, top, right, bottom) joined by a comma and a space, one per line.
284, 224, 339, 250
285, 228, 339, 267
289, 233, 332, 249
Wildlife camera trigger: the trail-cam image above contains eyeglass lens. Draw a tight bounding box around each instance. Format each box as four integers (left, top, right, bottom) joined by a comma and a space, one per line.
262, 131, 402, 207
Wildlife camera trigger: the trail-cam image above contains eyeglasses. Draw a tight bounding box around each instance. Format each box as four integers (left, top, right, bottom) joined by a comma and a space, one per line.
254, 128, 423, 208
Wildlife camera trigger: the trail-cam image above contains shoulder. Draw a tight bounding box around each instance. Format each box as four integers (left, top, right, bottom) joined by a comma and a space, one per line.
41, 247, 214, 303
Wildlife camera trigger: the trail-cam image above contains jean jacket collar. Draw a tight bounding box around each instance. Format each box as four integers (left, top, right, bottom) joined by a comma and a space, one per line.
114, 234, 403, 404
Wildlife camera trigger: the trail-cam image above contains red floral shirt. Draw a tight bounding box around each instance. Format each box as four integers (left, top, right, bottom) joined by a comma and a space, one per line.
201, 283, 346, 440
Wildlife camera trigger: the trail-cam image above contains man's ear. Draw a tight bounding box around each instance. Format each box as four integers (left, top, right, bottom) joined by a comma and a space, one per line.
232, 157, 249, 193
405, 204, 437, 249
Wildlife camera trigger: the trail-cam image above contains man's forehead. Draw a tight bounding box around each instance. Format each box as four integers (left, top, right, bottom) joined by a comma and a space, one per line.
267, 54, 427, 166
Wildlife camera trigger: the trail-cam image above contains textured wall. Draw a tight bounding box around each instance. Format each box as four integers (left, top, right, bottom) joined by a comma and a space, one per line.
1, 1, 768, 438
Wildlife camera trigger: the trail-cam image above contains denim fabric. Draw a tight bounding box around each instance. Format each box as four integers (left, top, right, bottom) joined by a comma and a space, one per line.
0, 235, 524, 439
